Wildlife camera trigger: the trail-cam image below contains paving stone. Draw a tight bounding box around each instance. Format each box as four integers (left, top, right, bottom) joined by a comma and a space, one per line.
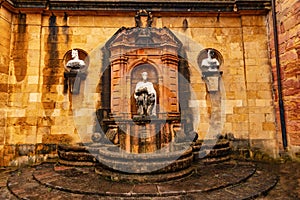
131, 184, 159, 196
107, 182, 134, 196
0, 187, 18, 200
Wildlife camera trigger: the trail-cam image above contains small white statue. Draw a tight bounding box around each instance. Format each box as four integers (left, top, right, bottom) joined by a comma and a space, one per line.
64, 49, 87, 94
65, 49, 86, 72
201, 49, 221, 92
201, 49, 220, 72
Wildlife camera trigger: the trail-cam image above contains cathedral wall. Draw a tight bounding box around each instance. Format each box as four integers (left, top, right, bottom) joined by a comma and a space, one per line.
0, 9, 277, 165
0, 6, 13, 166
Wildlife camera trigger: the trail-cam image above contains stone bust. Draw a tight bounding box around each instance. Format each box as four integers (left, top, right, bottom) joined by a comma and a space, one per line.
134, 72, 156, 116
201, 49, 222, 92
65, 49, 86, 72
64, 49, 87, 94
201, 49, 220, 71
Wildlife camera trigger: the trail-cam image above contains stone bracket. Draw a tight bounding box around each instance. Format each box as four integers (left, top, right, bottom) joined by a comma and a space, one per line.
202, 71, 223, 93
64, 71, 87, 94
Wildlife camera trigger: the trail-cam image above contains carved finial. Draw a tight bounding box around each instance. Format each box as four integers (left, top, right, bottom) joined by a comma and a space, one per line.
135, 10, 153, 28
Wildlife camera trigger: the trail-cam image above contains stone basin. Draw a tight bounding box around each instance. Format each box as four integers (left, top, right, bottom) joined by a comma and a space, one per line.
97, 143, 193, 174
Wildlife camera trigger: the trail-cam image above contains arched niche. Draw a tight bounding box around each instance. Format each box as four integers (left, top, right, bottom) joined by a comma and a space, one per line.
62, 48, 89, 95
197, 48, 223, 71
104, 21, 184, 119
130, 63, 159, 115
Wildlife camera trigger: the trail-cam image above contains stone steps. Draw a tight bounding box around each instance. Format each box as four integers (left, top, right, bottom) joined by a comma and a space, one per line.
57, 144, 101, 166
192, 139, 232, 164
58, 139, 232, 167
6, 161, 278, 199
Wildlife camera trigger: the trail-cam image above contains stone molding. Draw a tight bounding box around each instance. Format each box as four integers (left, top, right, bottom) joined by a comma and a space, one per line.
3, 0, 271, 13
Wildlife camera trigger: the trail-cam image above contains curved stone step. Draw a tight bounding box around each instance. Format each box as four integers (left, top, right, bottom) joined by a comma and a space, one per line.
201, 154, 232, 164
95, 162, 195, 183
203, 165, 278, 200
7, 167, 100, 199
6, 162, 278, 199
58, 144, 90, 153
97, 152, 194, 174
57, 139, 232, 169
58, 159, 96, 167
57, 144, 103, 166
58, 144, 101, 153
192, 139, 231, 163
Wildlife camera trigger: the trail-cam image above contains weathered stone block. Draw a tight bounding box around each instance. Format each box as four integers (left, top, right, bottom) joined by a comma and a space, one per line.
262, 122, 276, 131
42, 133, 73, 144
241, 16, 266, 26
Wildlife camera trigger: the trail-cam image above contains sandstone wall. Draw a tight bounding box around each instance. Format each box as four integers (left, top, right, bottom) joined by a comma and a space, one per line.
269, 0, 300, 156
0, 6, 12, 166
170, 15, 277, 156
0, 8, 278, 165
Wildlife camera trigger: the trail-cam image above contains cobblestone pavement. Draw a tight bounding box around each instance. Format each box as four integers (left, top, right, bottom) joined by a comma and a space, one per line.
0, 160, 299, 200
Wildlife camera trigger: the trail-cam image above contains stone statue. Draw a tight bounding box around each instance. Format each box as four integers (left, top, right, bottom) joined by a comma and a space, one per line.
65, 49, 86, 72
64, 49, 87, 94
134, 72, 156, 116
201, 49, 222, 92
201, 49, 220, 72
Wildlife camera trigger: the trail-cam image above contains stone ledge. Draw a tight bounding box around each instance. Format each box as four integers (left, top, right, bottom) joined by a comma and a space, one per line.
4, 0, 271, 13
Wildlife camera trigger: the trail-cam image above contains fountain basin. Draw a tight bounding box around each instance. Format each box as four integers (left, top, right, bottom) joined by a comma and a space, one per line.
95, 143, 194, 182
97, 143, 193, 173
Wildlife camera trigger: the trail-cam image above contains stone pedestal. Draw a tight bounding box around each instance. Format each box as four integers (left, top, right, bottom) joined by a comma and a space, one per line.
202, 71, 223, 93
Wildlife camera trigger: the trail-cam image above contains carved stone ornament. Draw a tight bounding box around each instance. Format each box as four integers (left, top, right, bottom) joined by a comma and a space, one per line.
135, 10, 153, 28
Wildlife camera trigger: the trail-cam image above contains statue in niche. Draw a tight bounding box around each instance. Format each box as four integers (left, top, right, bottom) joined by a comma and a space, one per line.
134, 72, 156, 116
65, 49, 86, 72
201, 49, 220, 72
64, 49, 87, 94
201, 49, 222, 92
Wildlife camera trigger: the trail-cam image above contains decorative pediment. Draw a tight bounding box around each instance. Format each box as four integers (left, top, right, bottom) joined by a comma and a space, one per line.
106, 27, 182, 58
109, 27, 180, 46
105, 10, 181, 56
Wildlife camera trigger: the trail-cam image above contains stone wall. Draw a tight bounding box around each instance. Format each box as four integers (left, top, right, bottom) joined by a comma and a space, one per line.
242, 15, 277, 156
269, 0, 300, 157
0, 6, 12, 166
0, 6, 279, 165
